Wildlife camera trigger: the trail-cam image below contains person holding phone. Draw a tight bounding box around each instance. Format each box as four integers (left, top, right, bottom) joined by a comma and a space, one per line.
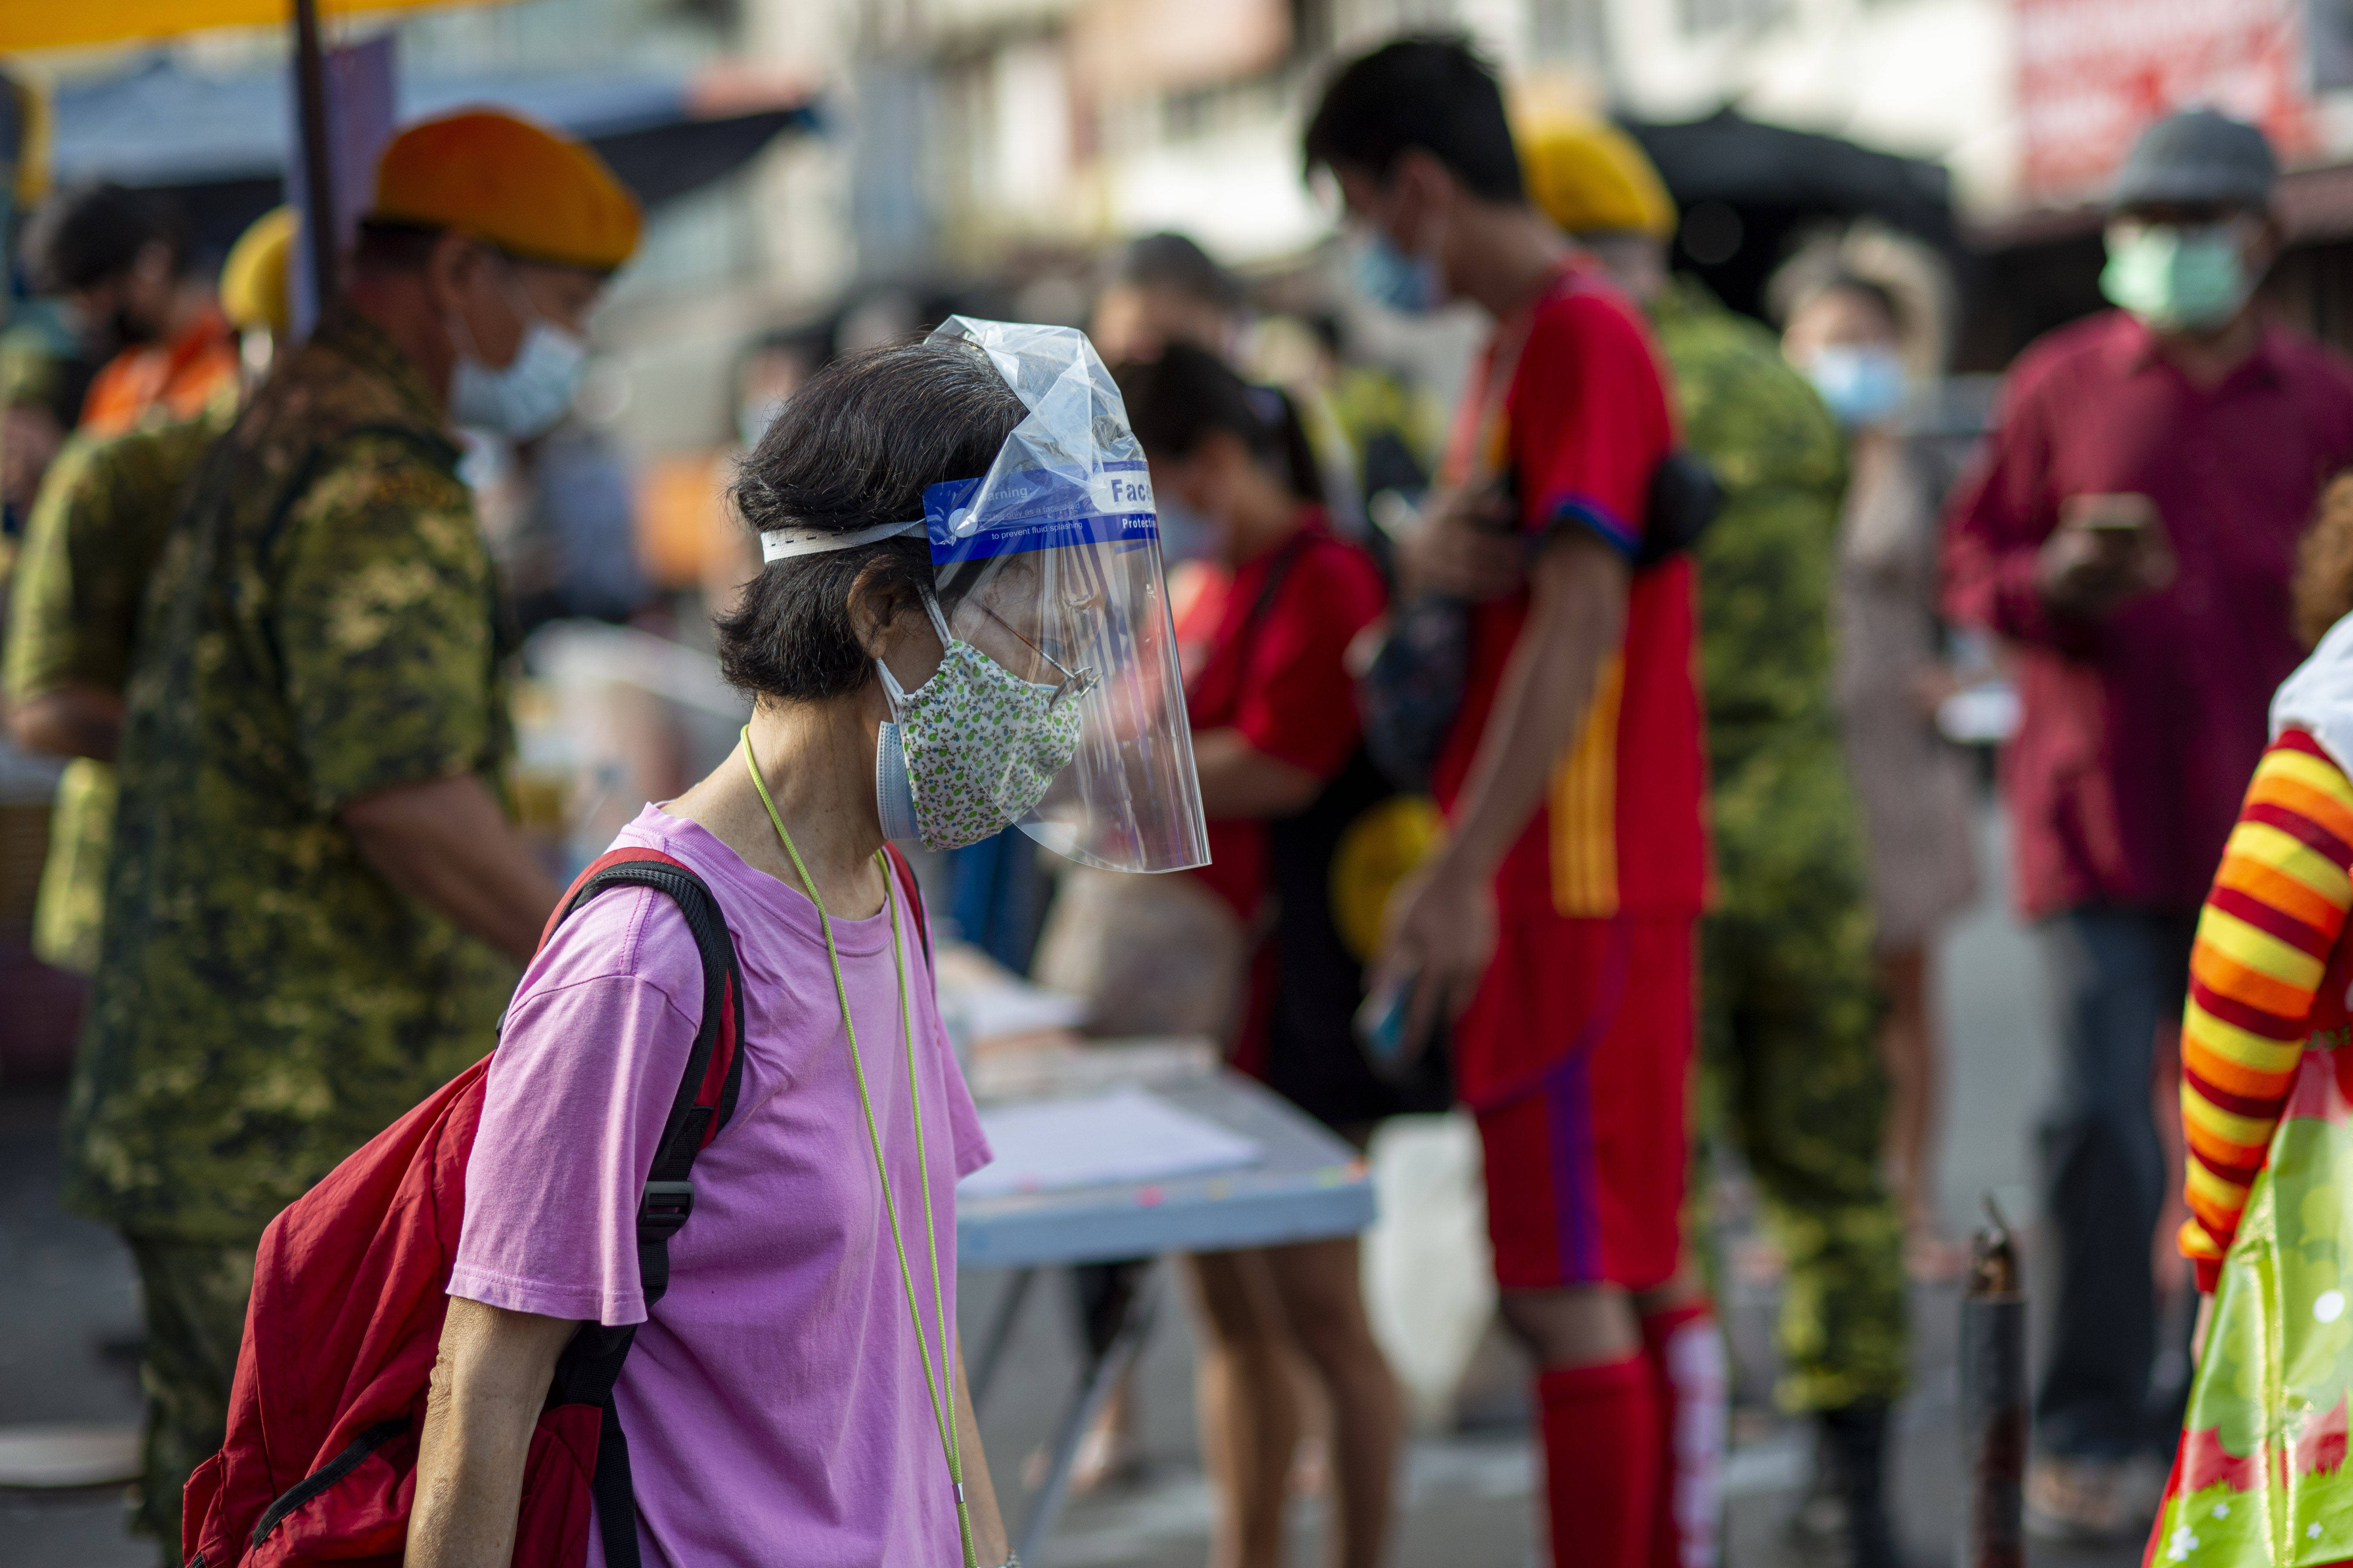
1943, 109, 2353, 1542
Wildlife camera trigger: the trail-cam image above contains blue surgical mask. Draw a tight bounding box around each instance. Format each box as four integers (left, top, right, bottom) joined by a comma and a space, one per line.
451, 318, 589, 440
875, 720, 919, 840
1804, 345, 1909, 429
2100, 220, 2253, 332
448, 276, 591, 440
1351, 231, 1445, 315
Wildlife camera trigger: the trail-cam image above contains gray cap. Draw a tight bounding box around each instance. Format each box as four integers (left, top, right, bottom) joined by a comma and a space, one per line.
2111, 108, 2278, 210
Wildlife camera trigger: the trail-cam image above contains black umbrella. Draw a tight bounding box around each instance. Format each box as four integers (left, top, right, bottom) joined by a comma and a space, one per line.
1623, 108, 1960, 321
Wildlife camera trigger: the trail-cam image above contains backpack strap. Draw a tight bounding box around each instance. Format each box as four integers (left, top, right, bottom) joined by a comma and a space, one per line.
542, 847, 747, 1304
529, 847, 746, 1568
881, 842, 932, 970
538, 845, 915, 1568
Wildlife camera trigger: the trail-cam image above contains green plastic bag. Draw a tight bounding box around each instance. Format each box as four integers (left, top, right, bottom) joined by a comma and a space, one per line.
2151, 1047, 2353, 1566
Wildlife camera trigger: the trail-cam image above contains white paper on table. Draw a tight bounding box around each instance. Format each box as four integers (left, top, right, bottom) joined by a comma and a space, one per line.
949, 982, 1089, 1043
959, 1087, 1262, 1197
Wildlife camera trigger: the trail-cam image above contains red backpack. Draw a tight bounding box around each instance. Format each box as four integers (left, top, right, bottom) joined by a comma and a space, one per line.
181, 843, 927, 1568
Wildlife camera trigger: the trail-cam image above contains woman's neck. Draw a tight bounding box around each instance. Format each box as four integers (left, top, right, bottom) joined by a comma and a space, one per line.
669, 692, 891, 919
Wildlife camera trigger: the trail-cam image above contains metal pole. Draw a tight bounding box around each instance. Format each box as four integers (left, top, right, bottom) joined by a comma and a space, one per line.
1959, 1199, 2027, 1568
968, 1267, 1036, 1410
292, 0, 339, 314
1018, 1263, 1157, 1565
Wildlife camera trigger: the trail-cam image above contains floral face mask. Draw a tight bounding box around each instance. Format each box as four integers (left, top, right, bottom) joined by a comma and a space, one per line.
875, 587, 1087, 851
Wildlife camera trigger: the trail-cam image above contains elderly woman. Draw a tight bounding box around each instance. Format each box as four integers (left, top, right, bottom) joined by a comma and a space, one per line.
408, 322, 1207, 1568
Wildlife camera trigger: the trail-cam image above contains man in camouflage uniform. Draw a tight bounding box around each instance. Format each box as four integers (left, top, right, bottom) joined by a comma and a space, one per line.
1523, 122, 1908, 1568
65, 111, 637, 1558
6, 210, 298, 976
5, 411, 228, 972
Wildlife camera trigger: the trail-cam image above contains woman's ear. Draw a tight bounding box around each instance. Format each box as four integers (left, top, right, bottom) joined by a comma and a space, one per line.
846, 560, 919, 660
850, 562, 951, 694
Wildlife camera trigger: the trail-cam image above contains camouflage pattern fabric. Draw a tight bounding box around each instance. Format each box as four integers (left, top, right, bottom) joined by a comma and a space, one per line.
5, 411, 228, 973
64, 305, 518, 1244
0, 314, 78, 423
124, 1237, 254, 1563
1652, 278, 1908, 1411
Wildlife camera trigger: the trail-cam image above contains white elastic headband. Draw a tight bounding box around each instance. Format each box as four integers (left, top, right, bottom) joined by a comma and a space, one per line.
759, 517, 924, 563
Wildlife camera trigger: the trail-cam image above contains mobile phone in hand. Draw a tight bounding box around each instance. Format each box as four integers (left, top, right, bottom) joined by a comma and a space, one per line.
2063, 492, 2158, 536
1356, 973, 1423, 1083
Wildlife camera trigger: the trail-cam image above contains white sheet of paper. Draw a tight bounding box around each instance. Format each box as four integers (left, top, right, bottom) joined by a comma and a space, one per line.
950, 982, 1088, 1043
959, 1087, 1262, 1198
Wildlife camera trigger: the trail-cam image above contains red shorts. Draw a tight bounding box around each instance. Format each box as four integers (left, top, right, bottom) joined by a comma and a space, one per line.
1462, 914, 1695, 1292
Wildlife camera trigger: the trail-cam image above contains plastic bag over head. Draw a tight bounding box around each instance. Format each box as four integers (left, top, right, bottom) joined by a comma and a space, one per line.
910, 316, 1210, 873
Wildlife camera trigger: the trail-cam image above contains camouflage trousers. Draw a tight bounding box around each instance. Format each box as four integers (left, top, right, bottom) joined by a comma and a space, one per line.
1701, 865, 1908, 1414
125, 1236, 255, 1564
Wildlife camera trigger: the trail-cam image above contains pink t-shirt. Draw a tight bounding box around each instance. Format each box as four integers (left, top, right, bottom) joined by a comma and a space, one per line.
450, 805, 991, 1568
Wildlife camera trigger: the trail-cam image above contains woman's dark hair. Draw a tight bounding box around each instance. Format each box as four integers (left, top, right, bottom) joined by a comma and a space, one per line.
1302, 34, 1523, 203
1113, 344, 1325, 505
716, 338, 1025, 701
1112, 232, 1243, 312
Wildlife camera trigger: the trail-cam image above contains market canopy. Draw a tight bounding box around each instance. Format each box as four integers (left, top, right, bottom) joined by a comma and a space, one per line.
0, 0, 516, 51
35, 57, 817, 258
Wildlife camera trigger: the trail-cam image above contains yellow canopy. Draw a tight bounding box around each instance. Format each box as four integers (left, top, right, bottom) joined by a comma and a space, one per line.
2, 0, 513, 53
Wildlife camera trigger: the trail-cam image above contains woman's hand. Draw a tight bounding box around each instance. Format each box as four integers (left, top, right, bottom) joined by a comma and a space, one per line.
407, 1297, 577, 1568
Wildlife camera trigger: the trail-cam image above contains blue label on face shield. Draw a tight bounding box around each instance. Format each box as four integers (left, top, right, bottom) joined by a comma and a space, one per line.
923, 459, 1161, 564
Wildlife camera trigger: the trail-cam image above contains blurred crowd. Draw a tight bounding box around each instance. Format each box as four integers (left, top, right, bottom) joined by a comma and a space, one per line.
7, 23, 2353, 1568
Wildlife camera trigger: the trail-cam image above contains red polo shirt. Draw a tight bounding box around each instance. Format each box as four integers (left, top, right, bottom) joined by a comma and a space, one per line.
1943, 309, 2353, 918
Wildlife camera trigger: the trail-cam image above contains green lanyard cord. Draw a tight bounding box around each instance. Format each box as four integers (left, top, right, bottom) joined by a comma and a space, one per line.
742, 728, 976, 1568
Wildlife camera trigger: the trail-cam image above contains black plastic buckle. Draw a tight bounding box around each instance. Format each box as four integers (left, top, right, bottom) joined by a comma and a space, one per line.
638, 1180, 695, 1239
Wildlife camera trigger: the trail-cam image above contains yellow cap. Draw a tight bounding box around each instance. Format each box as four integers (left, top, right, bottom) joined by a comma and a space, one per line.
220, 206, 295, 337
1519, 118, 1676, 240
369, 108, 640, 273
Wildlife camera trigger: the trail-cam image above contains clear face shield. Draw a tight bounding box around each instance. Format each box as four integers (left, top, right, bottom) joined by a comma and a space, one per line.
759, 318, 1210, 874
920, 316, 1209, 873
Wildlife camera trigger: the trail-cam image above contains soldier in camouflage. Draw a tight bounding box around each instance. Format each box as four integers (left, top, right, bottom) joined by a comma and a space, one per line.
64, 111, 637, 1559
1523, 121, 1908, 1568
6, 410, 231, 972
1652, 273, 1909, 1409
3, 209, 295, 976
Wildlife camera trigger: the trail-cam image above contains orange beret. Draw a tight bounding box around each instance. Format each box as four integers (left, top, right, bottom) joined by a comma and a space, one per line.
370, 108, 639, 273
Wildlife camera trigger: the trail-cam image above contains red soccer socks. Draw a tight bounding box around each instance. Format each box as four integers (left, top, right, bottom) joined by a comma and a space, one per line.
1536, 1354, 1663, 1568
1641, 1304, 1726, 1568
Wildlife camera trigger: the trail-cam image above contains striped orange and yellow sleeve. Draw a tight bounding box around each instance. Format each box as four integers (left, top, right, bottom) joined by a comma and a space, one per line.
2180, 727, 2353, 1291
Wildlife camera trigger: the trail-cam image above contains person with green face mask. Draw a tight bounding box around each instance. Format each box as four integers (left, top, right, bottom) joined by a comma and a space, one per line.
1944, 107, 2353, 1546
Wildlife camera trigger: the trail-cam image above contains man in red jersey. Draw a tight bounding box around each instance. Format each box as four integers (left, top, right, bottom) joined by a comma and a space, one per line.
1305, 35, 1715, 1568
